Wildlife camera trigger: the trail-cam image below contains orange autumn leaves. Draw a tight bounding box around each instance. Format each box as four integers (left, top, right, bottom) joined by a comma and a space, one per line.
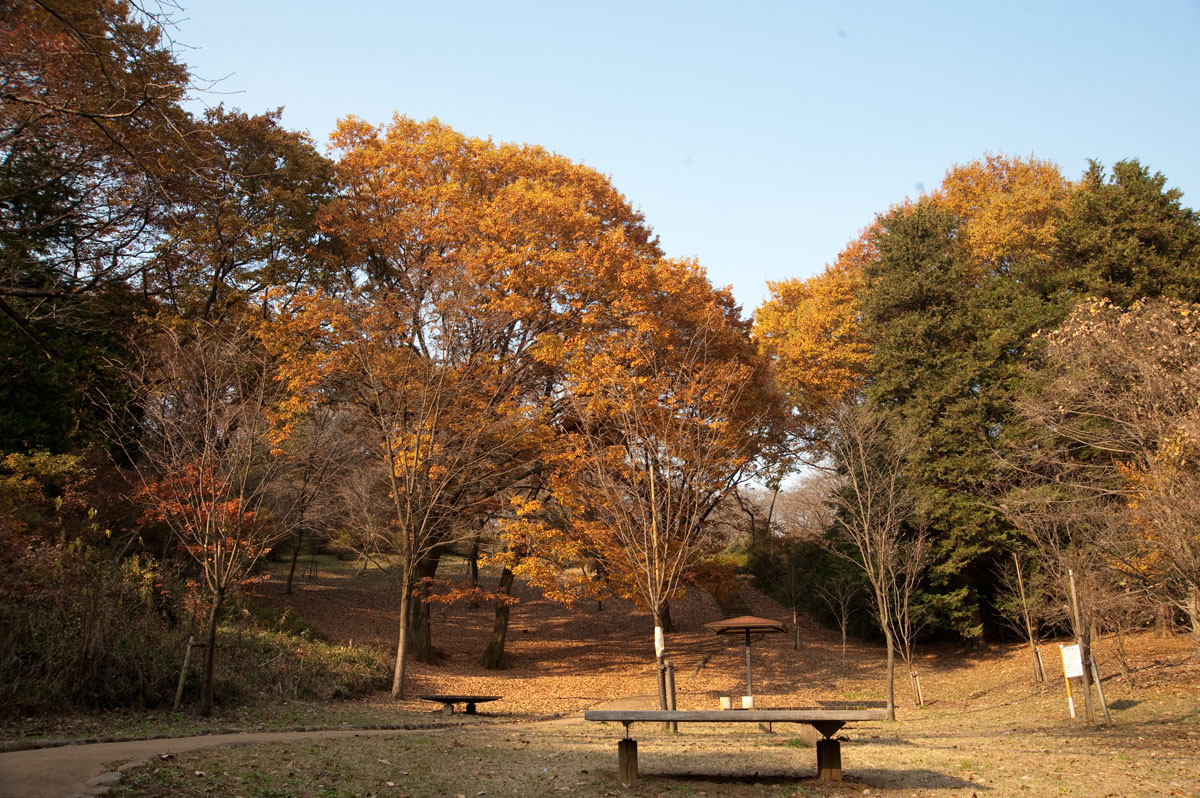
259, 115, 783, 687
754, 153, 1071, 447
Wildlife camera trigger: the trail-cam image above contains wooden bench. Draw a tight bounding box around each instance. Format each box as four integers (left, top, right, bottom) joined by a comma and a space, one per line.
417, 694, 501, 717
584, 708, 888, 784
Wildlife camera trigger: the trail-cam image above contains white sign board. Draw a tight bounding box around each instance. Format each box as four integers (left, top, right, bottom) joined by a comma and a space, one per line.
1060, 644, 1084, 679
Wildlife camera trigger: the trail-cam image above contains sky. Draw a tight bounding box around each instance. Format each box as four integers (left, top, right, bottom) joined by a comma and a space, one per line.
173, 1, 1200, 312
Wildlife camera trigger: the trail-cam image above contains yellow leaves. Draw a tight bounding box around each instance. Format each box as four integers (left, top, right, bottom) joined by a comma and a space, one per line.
753, 230, 873, 440
938, 152, 1070, 269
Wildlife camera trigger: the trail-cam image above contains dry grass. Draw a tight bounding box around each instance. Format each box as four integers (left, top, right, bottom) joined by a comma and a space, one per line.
100, 553, 1200, 796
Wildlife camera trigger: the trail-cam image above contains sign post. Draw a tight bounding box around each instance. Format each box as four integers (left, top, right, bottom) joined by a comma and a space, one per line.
1060, 644, 1084, 718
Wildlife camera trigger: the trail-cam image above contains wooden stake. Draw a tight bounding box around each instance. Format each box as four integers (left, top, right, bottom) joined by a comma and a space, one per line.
1014, 552, 1045, 683
173, 637, 196, 712
1090, 654, 1112, 726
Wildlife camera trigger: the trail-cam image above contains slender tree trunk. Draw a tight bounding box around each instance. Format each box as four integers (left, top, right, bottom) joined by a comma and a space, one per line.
1068, 570, 1096, 723
479, 566, 515, 669
1013, 552, 1044, 682
406, 549, 442, 665
391, 572, 411, 699
285, 528, 304, 595
199, 588, 224, 716
792, 605, 800, 651
883, 624, 896, 721
467, 539, 480, 609
653, 613, 668, 712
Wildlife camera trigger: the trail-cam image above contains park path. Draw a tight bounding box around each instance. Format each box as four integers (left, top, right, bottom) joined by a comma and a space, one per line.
0, 696, 656, 798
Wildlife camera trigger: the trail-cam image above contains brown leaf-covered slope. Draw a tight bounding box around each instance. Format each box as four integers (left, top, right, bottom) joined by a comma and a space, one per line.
249, 558, 1199, 723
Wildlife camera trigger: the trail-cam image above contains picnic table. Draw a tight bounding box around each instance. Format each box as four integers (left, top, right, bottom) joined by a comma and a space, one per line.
584, 707, 888, 784
417, 694, 501, 717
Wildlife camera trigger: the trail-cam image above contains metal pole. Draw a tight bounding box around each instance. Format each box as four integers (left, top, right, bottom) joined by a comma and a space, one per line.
665, 660, 678, 733
744, 629, 753, 698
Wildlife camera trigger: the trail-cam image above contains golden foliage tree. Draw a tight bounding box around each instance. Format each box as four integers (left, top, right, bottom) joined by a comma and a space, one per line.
939, 152, 1070, 272
754, 230, 875, 449
266, 114, 664, 694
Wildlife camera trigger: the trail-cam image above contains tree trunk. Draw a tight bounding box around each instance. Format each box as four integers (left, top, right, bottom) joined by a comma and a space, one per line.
652, 612, 670, 713
660, 601, 676, 634
1189, 583, 1200, 644
467, 539, 480, 609
1068, 570, 1096, 723
405, 549, 443, 665
792, 606, 800, 651
199, 588, 224, 716
840, 617, 849, 669
1155, 601, 1174, 637
883, 624, 896, 721
479, 566, 515, 669
391, 572, 411, 699
285, 528, 304, 595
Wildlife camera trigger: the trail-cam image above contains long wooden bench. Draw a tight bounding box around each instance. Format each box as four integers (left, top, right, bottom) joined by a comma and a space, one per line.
584, 708, 888, 784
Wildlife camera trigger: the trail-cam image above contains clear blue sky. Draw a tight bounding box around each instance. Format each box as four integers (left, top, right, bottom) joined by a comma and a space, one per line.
174, 1, 1200, 312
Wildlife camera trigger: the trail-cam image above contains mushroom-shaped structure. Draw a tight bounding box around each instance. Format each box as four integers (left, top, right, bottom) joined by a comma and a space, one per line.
705, 615, 787, 698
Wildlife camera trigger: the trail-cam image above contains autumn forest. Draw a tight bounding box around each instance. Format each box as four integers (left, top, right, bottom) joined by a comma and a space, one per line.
3, 0, 1200, 727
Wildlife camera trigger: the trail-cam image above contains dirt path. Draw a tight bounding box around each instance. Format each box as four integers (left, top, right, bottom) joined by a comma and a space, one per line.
0, 697, 653, 798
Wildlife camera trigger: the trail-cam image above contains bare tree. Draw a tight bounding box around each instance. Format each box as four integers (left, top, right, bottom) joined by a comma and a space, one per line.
826, 401, 925, 720
568, 336, 772, 710
116, 317, 286, 714
1013, 298, 1200, 649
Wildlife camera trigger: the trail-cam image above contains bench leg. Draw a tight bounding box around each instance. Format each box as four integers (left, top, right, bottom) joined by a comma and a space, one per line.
465, 702, 477, 714
442, 703, 453, 718
816, 738, 842, 781
618, 738, 638, 786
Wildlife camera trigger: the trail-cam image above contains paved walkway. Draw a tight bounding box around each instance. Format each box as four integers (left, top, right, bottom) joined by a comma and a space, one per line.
0, 697, 659, 798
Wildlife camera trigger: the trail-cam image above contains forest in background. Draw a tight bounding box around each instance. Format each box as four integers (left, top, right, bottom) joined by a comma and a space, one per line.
3, 1, 1198, 720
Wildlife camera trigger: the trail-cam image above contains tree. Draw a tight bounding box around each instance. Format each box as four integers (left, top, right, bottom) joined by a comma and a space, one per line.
554, 266, 781, 708
1, 0, 194, 451
1060, 160, 1200, 306
1, 0, 190, 330
753, 229, 874, 451
940, 152, 1070, 273
266, 285, 550, 697
119, 317, 286, 715
150, 107, 334, 321
1014, 298, 1200, 646
827, 402, 926, 721
301, 114, 663, 674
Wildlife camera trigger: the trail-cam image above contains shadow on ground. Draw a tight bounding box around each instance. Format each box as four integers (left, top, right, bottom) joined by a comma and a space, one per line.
635, 768, 985, 791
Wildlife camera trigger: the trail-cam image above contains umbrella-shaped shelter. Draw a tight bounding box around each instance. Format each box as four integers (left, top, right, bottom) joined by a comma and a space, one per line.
705, 615, 787, 698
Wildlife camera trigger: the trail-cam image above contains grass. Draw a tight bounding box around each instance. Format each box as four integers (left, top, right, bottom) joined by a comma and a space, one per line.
106, 690, 1200, 797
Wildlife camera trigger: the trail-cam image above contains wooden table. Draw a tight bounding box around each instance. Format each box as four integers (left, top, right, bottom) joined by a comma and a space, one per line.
417, 694, 501, 717
584, 708, 888, 784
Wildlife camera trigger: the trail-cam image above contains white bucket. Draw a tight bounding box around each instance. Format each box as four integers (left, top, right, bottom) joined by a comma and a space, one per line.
719, 696, 732, 710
